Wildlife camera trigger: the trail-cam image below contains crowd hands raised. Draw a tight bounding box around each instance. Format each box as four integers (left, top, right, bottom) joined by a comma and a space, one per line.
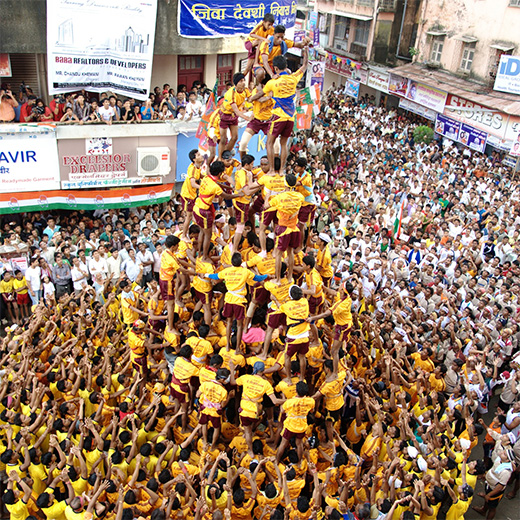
0, 91, 520, 520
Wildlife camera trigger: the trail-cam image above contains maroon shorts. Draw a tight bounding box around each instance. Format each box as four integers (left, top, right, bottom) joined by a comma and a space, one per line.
308, 295, 324, 314
199, 410, 222, 428
17, 293, 30, 305
269, 119, 294, 139
245, 40, 256, 60
220, 112, 238, 129
322, 276, 332, 287
194, 207, 215, 229
240, 414, 256, 427
251, 195, 265, 215
252, 286, 269, 306
234, 201, 250, 224
150, 319, 166, 333
298, 205, 315, 225
222, 302, 245, 321
132, 356, 148, 376
286, 340, 310, 358
159, 279, 175, 301
194, 288, 213, 306
247, 118, 271, 135
208, 137, 219, 147
275, 226, 301, 251
334, 323, 351, 343
181, 196, 195, 213
282, 428, 305, 440
267, 310, 286, 329
262, 209, 278, 227
170, 387, 187, 403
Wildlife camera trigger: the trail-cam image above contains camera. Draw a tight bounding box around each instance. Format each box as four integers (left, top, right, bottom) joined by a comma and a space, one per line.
19, 81, 28, 94
32, 105, 45, 115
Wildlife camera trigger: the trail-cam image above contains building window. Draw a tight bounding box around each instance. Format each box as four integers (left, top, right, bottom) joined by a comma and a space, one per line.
430, 36, 444, 63
489, 48, 514, 79
460, 42, 476, 72
357, 0, 375, 6
353, 20, 370, 46
333, 16, 350, 51
319, 13, 332, 47
510, 0, 520, 6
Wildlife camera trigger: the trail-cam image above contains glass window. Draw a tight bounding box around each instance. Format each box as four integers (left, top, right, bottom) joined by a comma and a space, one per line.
430, 36, 444, 63
460, 42, 476, 72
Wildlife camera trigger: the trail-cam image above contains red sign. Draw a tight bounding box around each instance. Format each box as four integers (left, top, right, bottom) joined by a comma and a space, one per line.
325, 53, 362, 80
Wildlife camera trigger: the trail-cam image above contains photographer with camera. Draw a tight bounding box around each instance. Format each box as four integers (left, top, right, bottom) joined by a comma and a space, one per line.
31, 98, 53, 122
0, 85, 18, 122
49, 94, 66, 121
20, 94, 38, 122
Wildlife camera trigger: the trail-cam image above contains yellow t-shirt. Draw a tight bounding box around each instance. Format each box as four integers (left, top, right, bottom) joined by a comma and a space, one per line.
319, 378, 344, 411
263, 68, 302, 122
269, 190, 304, 229
234, 168, 253, 205
187, 335, 214, 368
316, 246, 333, 279
264, 278, 292, 312
13, 277, 28, 294
193, 258, 215, 294
42, 499, 68, 520
159, 249, 179, 281
180, 163, 201, 200
128, 330, 146, 360
330, 295, 353, 326
6, 500, 30, 520
0, 278, 14, 294
221, 87, 250, 115
252, 86, 273, 121
236, 374, 274, 418
195, 175, 224, 211
282, 396, 315, 433
217, 266, 256, 305
445, 498, 470, 520
199, 381, 228, 417
280, 299, 310, 343
247, 20, 274, 43
305, 268, 323, 299
259, 38, 295, 67
258, 172, 286, 202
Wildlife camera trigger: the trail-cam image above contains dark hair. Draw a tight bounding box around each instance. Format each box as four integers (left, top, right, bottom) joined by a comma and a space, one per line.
210, 161, 225, 176
242, 154, 255, 166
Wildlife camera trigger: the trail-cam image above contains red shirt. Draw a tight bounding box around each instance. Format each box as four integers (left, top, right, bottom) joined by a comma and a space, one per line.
49, 100, 65, 121
20, 102, 34, 122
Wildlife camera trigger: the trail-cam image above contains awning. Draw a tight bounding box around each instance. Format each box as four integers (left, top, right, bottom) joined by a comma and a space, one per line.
490, 43, 515, 52
332, 10, 373, 22
426, 30, 447, 36
456, 36, 478, 43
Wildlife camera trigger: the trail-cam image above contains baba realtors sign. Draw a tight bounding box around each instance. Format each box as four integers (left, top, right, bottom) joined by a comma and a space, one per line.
0, 132, 60, 193
494, 55, 520, 95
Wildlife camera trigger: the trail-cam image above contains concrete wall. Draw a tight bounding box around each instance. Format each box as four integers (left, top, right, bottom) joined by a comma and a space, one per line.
415, 0, 520, 82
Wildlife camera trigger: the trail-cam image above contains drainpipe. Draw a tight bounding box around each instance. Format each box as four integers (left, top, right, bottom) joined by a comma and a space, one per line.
396, 0, 411, 61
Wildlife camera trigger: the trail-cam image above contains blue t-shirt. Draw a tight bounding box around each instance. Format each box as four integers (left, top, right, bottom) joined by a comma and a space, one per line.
141, 106, 153, 120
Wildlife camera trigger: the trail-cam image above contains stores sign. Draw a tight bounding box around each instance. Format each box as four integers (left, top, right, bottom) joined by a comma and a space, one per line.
494, 55, 520, 96
0, 133, 60, 194
367, 70, 389, 93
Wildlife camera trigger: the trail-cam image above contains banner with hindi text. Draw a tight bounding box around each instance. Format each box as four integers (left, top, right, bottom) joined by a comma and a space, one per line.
178, 0, 297, 38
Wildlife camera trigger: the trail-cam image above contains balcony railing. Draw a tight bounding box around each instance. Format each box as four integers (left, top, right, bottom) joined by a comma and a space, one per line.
357, 0, 375, 7
350, 42, 368, 58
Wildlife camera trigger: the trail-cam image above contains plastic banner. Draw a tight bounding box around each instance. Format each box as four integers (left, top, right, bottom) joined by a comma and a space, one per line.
178, 0, 297, 38
46, 0, 158, 100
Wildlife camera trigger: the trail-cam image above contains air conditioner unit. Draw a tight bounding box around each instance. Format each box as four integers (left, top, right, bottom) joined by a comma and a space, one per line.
136, 147, 171, 176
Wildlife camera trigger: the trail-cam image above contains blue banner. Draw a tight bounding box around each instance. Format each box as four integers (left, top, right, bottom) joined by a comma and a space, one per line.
178, 0, 297, 38
344, 79, 360, 99
460, 123, 488, 153
176, 127, 268, 182
435, 114, 461, 141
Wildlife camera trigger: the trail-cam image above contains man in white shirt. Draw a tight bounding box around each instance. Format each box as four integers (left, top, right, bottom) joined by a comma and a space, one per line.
185, 91, 203, 120
71, 257, 89, 293
122, 248, 141, 282
107, 249, 122, 281
136, 243, 154, 283
25, 257, 42, 305
88, 249, 108, 281
98, 99, 116, 125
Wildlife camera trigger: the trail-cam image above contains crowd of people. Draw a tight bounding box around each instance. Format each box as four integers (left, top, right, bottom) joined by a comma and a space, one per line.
0, 81, 217, 124
1, 18, 520, 520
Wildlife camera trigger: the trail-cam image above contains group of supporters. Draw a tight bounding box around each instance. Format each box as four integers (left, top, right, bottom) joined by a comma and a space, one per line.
0, 24, 520, 520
